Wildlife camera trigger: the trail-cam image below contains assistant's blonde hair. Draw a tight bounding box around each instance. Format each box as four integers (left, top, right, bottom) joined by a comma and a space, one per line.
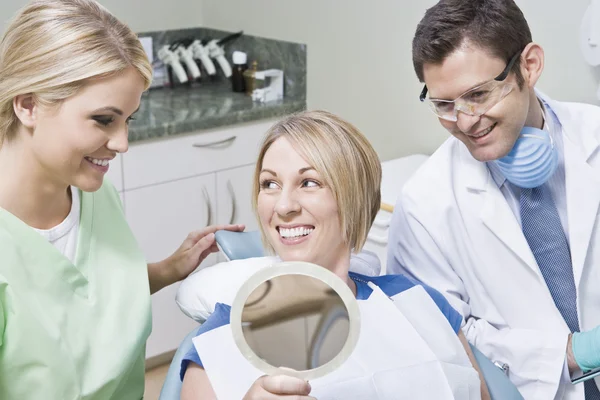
252, 110, 382, 253
0, 0, 152, 145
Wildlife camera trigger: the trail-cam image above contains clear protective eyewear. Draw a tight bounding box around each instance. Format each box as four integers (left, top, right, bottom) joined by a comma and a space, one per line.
419, 51, 521, 122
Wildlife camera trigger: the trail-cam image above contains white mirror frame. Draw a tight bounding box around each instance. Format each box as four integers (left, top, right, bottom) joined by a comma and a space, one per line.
230, 261, 361, 380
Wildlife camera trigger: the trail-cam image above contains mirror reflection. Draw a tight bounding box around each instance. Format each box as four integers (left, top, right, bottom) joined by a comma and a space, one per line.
241, 273, 350, 371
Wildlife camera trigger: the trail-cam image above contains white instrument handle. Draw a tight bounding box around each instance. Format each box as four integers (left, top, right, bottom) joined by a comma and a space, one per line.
200, 53, 217, 76
158, 46, 189, 83
183, 55, 201, 79
215, 55, 232, 78
171, 61, 188, 83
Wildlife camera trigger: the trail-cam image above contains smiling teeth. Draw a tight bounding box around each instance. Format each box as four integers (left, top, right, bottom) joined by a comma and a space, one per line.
279, 227, 314, 238
86, 157, 109, 167
472, 124, 494, 138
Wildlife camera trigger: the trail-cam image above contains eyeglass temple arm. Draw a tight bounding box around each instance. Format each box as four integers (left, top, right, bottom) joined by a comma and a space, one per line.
419, 85, 428, 102
494, 51, 521, 81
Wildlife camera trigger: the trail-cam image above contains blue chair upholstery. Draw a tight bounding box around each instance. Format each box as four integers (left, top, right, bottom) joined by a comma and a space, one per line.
158, 325, 200, 400
215, 230, 264, 261
160, 229, 524, 399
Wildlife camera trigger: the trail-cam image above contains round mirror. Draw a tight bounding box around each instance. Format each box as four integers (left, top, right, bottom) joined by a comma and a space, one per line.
230, 261, 360, 380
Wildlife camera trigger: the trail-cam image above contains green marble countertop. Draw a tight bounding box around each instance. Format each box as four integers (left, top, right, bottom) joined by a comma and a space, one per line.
129, 84, 306, 142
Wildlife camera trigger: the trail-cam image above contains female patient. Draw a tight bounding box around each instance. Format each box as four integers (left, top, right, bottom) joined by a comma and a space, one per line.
179, 110, 490, 399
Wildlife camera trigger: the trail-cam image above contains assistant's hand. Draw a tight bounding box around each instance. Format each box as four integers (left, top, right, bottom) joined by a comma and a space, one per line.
148, 224, 245, 293
242, 375, 315, 400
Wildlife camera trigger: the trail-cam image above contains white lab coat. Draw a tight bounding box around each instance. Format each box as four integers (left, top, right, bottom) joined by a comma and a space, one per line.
387, 92, 600, 400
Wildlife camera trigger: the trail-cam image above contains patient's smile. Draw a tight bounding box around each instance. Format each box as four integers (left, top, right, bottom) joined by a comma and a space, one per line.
277, 225, 315, 245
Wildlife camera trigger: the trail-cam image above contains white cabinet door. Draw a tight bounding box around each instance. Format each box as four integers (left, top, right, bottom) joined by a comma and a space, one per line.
122, 120, 273, 190
215, 164, 260, 262
216, 164, 258, 228
124, 173, 217, 358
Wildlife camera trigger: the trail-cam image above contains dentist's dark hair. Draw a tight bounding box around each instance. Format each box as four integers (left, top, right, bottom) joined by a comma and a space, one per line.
412, 0, 532, 88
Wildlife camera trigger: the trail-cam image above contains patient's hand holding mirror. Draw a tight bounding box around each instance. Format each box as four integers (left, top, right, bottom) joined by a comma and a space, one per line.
230, 261, 360, 381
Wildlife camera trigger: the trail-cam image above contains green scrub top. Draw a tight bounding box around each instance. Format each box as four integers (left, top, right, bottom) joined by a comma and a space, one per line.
0, 181, 152, 399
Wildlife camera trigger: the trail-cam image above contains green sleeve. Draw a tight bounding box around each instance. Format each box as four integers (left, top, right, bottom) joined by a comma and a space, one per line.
0, 291, 4, 347
0, 273, 7, 348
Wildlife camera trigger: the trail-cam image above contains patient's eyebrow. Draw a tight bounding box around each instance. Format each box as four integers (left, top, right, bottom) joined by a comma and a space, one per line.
260, 167, 315, 176
260, 168, 277, 176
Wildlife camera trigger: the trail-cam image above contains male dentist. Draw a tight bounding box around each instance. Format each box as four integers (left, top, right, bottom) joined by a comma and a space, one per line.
387, 1, 600, 399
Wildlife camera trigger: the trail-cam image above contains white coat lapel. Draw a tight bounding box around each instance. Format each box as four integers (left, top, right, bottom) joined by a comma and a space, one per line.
479, 183, 540, 276
457, 145, 541, 277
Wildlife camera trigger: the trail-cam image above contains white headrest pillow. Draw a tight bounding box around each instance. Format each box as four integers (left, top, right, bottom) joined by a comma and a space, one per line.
176, 250, 381, 323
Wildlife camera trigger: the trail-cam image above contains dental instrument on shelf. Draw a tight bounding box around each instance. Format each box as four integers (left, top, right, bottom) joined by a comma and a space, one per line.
205, 31, 244, 78
157, 45, 188, 84
251, 69, 284, 103
189, 39, 217, 76
172, 43, 201, 80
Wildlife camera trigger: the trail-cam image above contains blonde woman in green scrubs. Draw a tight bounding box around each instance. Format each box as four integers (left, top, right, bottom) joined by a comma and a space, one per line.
0, 1, 243, 398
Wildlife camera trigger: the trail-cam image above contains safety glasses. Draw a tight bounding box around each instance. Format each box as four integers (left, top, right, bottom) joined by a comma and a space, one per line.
419, 51, 521, 122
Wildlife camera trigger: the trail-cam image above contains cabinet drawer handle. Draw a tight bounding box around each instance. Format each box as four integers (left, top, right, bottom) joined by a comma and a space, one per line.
192, 136, 237, 148
227, 180, 237, 225
202, 186, 212, 226
367, 233, 388, 245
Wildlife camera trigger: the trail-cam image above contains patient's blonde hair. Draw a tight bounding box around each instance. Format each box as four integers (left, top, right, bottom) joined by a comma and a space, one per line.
0, 0, 152, 146
252, 110, 382, 253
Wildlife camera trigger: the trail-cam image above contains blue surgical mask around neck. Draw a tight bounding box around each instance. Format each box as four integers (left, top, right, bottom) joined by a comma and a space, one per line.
492, 126, 558, 189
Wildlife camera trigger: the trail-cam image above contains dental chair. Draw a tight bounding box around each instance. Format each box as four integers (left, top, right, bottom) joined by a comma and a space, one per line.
215, 230, 265, 261
158, 326, 200, 399
158, 231, 264, 400
159, 230, 523, 400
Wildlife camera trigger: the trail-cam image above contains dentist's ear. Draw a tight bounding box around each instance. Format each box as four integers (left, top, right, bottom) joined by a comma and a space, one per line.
520, 42, 544, 88
13, 94, 37, 129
